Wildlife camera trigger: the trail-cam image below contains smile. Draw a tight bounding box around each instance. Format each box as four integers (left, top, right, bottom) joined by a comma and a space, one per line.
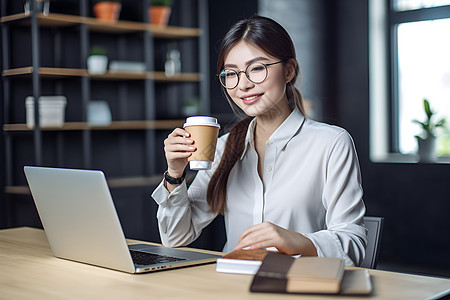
241, 93, 263, 105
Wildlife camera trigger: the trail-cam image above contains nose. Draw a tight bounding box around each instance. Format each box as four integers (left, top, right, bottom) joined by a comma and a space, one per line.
237, 71, 253, 90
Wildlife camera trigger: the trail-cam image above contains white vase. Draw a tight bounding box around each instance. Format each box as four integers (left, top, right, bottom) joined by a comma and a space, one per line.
417, 136, 437, 163
87, 55, 108, 75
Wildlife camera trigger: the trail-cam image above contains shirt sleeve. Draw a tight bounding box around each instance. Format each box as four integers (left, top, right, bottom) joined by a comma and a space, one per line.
303, 130, 368, 266
150, 135, 227, 248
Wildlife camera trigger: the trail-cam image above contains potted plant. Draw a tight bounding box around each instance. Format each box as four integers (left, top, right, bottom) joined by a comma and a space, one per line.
92, 0, 121, 22
87, 46, 108, 75
149, 0, 172, 26
412, 98, 446, 162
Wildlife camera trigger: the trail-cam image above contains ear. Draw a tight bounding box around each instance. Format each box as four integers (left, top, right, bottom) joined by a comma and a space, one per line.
285, 58, 297, 83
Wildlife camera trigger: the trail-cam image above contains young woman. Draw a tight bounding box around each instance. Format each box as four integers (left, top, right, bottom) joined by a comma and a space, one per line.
152, 16, 367, 266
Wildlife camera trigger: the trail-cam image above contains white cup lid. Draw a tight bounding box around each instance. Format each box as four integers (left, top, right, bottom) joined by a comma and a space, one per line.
183, 116, 220, 128
189, 160, 212, 170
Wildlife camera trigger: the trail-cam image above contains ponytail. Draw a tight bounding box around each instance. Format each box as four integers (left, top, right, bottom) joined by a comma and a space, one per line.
286, 81, 306, 116
207, 117, 252, 215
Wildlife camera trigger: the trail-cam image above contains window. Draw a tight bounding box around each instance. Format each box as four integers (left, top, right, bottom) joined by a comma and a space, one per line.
396, 18, 450, 155
394, 0, 450, 11
369, 0, 450, 162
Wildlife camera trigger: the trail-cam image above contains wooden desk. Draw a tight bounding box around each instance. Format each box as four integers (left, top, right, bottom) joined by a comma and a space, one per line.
1, 227, 449, 299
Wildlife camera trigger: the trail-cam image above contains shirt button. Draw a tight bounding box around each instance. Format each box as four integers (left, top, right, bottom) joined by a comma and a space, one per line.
266, 166, 272, 172
267, 140, 273, 146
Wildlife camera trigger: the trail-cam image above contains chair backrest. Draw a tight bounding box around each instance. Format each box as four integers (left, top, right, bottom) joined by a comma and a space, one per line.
360, 216, 384, 269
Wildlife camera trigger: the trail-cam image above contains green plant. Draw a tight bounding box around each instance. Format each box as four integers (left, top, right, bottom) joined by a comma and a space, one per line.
89, 46, 107, 56
150, 0, 172, 6
412, 98, 446, 140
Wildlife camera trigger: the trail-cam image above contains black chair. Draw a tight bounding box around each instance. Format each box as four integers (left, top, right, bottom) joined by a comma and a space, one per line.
360, 216, 384, 269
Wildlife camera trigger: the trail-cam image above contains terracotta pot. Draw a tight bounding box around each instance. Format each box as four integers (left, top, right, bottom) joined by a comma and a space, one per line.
149, 6, 171, 26
93, 2, 121, 22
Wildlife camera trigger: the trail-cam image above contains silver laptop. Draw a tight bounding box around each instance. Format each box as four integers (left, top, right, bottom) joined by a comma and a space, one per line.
24, 166, 221, 274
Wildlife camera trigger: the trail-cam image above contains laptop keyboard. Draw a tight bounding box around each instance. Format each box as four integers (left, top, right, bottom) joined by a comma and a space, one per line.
129, 250, 187, 266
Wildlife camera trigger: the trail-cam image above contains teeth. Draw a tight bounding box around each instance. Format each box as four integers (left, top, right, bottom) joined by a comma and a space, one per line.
242, 95, 259, 101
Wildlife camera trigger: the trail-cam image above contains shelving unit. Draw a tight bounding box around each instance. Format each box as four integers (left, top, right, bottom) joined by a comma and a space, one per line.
1, 0, 209, 232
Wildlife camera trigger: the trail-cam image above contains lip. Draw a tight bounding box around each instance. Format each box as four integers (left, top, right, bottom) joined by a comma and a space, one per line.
240, 93, 263, 105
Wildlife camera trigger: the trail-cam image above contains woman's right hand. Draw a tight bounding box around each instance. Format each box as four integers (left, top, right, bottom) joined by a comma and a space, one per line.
164, 128, 196, 179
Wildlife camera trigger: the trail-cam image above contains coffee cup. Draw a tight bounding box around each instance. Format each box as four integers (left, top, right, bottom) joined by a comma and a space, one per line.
183, 116, 221, 170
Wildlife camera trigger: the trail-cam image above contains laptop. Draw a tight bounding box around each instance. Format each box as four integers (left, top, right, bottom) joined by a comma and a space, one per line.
23, 166, 221, 274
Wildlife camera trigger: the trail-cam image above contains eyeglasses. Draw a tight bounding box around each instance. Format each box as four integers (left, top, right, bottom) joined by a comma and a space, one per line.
218, 61, 284, 89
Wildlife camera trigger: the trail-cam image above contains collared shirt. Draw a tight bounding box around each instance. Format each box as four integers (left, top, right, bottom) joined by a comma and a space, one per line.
152, 108, 368, 266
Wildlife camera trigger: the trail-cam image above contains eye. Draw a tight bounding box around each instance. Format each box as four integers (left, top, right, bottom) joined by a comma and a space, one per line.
224, 70, 237, 77
250, 65, 265, 72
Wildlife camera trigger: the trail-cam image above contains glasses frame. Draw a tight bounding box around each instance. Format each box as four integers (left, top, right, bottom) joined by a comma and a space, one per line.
218, 60, 284, 89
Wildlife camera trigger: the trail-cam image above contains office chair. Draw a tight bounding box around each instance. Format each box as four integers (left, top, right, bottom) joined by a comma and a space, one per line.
360, 216, 384, 269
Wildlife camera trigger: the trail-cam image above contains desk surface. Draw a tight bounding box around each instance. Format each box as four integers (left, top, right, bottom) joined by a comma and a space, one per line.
1, 227, 449, 300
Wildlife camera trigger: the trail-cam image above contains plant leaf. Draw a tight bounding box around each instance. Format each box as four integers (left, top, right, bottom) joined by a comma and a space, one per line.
412, 119, 425, 127
423, 99, 433, 119
436, 118, 446, 127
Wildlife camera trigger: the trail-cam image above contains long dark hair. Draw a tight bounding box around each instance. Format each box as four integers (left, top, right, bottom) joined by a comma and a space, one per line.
207, 16, 305, 215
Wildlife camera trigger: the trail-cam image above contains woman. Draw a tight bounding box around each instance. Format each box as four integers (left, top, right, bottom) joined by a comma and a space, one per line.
152, 16, 367, 266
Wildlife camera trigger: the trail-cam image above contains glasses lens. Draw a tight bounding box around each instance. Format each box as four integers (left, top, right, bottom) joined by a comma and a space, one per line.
220, 69, 238, 88
247, 62, 267, 83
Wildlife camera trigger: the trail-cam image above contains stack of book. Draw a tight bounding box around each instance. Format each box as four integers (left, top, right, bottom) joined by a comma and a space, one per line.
216, 249, 372, 295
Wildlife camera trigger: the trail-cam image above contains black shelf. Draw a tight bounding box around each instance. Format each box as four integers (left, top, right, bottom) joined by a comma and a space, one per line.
1, 0, 209, 235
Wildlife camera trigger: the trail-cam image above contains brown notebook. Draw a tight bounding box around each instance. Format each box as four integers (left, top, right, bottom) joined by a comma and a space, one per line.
250, 252, 372, 295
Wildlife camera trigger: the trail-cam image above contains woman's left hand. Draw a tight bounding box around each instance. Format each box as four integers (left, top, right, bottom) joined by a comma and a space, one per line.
234, 221, 318, 256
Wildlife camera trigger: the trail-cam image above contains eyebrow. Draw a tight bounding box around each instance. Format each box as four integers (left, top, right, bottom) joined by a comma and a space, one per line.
224, 56, 270, 68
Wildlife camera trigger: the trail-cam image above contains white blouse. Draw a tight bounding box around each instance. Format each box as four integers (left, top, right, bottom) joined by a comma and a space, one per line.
151, 108, 368, 266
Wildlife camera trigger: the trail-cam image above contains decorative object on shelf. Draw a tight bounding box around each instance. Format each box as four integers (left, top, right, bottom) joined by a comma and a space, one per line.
109, 61, 146, 73
24, 0, 50, 16
92, 0, 122, 22
165, 48, 181, 76
87, 101, 112, 126
87, 46, 108, 75
149, 0, 172, 26
412, 98, 446, 163
25, 95, 67, 128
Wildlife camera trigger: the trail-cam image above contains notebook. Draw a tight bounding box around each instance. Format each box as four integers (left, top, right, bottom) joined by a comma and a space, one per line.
23, 166, 221, 274
250, 252, 372, 295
